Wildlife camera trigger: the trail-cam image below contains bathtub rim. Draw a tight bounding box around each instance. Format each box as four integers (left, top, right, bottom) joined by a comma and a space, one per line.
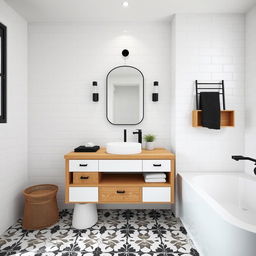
178, 171, 256, 234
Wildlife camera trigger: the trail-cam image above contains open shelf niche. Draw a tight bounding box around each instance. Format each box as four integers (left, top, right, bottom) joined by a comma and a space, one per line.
68, 172, 171, 187
192, 110, 235, 127
99, 172, 171, 187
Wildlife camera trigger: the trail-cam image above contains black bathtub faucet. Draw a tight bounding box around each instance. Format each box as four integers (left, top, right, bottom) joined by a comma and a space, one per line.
232, 155, 256, 175
232, 155, 256, 164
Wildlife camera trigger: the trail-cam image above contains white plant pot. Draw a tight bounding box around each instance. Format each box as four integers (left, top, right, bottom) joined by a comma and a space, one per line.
146, 142, 155, 150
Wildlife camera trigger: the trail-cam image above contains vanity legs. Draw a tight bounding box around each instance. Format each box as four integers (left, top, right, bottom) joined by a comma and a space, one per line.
72, 203, 98, 229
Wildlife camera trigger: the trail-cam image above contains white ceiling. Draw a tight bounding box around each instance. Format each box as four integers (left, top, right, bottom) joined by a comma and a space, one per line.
5, 0, 256, 23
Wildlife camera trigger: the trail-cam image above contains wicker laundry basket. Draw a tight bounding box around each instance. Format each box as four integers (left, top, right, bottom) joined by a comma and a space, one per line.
23, 184, 59, 230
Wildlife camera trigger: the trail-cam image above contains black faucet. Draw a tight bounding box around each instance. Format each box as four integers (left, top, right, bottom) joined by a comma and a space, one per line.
124, 129, 127, 142
133, 129, 142, 143
232, 155, 256, 164
232, 155, 256, 175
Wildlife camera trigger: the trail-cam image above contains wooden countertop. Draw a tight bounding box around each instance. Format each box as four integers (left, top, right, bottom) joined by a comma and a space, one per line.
64, 147, 175, 160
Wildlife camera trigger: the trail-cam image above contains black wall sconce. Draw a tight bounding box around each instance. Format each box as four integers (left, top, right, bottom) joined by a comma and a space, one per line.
92, 81, 99, 102
152, 81, 159, 102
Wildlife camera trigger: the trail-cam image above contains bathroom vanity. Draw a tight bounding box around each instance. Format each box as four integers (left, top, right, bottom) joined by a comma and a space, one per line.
64, 148, 175, 204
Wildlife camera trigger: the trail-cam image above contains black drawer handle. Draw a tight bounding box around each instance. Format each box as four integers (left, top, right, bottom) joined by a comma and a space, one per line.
153, 164, 162, 167
80, 176, 89, 180
79, 164, 88, 167
116, 190, 125, 194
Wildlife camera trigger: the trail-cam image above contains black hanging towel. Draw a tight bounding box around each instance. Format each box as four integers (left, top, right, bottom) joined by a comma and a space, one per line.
200, 92, 221, 129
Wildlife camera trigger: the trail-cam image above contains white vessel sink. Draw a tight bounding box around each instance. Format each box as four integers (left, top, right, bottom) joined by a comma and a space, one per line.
106, 142, 142, 155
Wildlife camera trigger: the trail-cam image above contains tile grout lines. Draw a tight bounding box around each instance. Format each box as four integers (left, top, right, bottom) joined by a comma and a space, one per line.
0, 209, 199, 256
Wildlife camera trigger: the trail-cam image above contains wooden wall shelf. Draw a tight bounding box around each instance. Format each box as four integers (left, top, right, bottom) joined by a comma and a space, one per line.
192, 110, 235, 127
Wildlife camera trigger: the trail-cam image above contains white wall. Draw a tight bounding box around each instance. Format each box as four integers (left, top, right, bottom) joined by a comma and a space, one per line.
0, 0, 28, 233
171, 14, 245, 172
28, 15, 246, 209
28, 22, 172, 208
245, 5, 256, 176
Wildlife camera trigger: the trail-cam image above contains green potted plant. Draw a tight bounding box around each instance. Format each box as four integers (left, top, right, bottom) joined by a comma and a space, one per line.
144, 134, 156, 150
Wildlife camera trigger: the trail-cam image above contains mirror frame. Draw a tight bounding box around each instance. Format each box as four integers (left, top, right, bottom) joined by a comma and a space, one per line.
0, 23, 7, 123
106, 65, 144, 125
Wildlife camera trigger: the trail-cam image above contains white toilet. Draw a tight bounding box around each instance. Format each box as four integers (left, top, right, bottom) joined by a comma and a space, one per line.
72, 203, 98, 229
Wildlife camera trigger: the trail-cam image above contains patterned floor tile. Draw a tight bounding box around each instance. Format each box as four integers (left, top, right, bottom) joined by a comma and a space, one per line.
7, 252, 36, 256
156, 216, 184, 231
92, 210, 127, 230
8, 220, 23, 232
70, 253, 113, 256
127, 230, 161, 254
99, 230, 126, 252
128, 216, 156, 230
0, 209, 200, 256
12, 230, 52, 253
113, 254, 153, 256
161, 230, 195, 254
8, 252, 70, 256
0, 228, 24, 251
73, 229, 100, 252
47, 218, 72, 231
45, 229, 77, 252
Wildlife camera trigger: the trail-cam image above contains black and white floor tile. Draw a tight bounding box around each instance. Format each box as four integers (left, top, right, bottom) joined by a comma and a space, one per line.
0, 209, 199, 256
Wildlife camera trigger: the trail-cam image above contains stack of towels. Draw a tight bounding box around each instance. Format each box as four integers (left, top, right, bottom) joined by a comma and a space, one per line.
143, 173, 166, 183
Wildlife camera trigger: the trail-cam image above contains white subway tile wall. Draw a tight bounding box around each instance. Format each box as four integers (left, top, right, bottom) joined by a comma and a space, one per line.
0, 0, 28, 234
28, 15, 246, 209
172, 14, 245, 173
245, 6, 256, 176
28, 22, 172, 208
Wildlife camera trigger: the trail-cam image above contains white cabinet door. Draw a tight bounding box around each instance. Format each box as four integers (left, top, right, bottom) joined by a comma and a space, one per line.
142, 187, 171, 202
143, 160, 171, 172
69, 160, 98, 172
69, 187, 98, 202
99, 160, 142, 172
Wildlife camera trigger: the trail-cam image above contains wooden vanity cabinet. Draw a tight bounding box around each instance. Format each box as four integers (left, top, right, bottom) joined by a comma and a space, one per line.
64, 148, 175, 204
99, 186, 142, 203
73, 172, 99, 185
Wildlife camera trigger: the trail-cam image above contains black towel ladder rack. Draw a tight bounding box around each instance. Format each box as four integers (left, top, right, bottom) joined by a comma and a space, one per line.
195, 80, 226, 110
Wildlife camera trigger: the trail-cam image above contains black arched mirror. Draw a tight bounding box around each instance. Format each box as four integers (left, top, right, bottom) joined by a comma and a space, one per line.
106, 66, 144, 125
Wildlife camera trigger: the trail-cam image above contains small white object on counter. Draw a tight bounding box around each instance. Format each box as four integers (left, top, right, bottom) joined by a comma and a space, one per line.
85, 142, 95, 147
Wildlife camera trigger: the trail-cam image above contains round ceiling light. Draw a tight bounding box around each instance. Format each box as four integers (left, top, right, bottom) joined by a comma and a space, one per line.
122, 1, 129, 7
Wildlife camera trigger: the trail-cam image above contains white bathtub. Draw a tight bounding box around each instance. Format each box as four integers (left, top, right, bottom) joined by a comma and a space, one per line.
177, 172, 256, 256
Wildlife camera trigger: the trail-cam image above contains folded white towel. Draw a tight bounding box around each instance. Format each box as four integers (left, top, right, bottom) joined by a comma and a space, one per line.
145, 178, 166, 183
143, 173, 166, 179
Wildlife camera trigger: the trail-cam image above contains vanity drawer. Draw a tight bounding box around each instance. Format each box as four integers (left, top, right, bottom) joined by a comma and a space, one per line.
69, 187, 98, 202
143, 160, 171, 172
99, 186, 141, 203
143, 187, 171, 202
99, 160, 142, 172
73, 172, 98, 185
69, 160, 98, 172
